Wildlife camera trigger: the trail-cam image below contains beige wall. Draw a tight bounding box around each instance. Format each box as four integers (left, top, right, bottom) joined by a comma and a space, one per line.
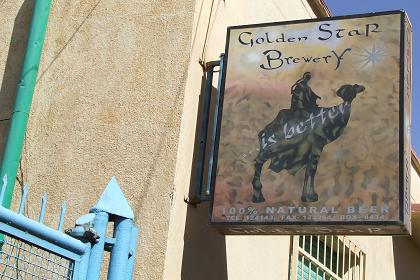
163, 0, 317, 279
350, 236, 396, 280
411, 166, 420, 203
2, 1, 419, 280
0, 0, 317, 279
226, 236, 291, 280
1, 1, 195, 279
165, 0, 420, 276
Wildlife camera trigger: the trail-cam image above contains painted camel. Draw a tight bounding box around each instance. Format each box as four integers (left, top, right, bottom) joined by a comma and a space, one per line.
251, 83, 365, 203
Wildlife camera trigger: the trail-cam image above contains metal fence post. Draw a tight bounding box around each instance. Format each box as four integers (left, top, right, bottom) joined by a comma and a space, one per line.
0, 176, 139, 279
86, 211, 109, 279
107, 217, 133, 279
127, 225, 139, 279
0, 179, 90, 279
78, 246, 91, 279
89, 177, 137, 279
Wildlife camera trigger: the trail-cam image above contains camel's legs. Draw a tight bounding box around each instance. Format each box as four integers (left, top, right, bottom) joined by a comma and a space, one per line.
302, 167, 309, 194
301, 151, 320, 202
251, 151, 270, 203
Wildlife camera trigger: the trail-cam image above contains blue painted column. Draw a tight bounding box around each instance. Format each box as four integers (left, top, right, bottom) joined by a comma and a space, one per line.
86, 211, 109, 279
107, 217, 133, 279
87, 177, 137, 278
77, 245, 91, 279
127, 225, 139, 279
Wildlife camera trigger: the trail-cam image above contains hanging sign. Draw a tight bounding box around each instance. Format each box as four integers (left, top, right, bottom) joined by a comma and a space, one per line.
209, 11, 412, 235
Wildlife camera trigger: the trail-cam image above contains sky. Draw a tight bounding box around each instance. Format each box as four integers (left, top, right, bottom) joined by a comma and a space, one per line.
324, 0, 420, 152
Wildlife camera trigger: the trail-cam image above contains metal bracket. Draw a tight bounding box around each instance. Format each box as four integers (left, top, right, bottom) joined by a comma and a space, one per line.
104, 236, 116, 251
186, 54, 225, 205
65, 213, 100, 244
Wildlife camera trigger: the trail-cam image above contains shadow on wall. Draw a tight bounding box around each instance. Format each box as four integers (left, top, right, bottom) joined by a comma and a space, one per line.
181, 73, 228, 279
181, 203, 228, 280
392, 236, 420, 279
0, 0, 34, 160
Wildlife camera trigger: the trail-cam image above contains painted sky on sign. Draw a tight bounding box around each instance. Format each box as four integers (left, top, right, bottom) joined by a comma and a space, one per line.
324, 0, 419, 153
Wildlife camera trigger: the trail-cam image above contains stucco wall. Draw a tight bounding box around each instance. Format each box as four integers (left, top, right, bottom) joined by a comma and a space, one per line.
411, 166, 420, 203
226, 236, 291, 280
163, 0, 317, 279
0, 1, 195, 279
1, 0, 320, 279
164, 1, 420, 279
350, 236, 396, 280
2, 1, 419, 280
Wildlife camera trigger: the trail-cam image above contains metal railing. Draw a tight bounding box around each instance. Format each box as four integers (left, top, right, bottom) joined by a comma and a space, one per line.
0, 175, 138, 279
290, 235, 366, 280
0, 234, 75, 279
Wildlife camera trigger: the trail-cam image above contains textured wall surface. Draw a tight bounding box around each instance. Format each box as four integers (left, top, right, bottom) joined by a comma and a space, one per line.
0, 0, 195, 279
351, 236, 397, 280
163, 0, 317, 279
2, 1, 418, 280
412, 166, 420, 202
226, 235, 291, 280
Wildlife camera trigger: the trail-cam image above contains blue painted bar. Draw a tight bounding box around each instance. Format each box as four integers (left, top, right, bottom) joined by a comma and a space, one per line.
0, 205, 87, 255
105, 236, 116, 245
0, 175, 139, 279
127, 225, 139, 279
39, 192, 47, 223
76, 244, 91, 280
58, 201, 67, 231
108, 218, 133, 280
104, 236, 116, 252
0, 221, 84, 262
18, 184, 29, 214
86, 211, 109, 279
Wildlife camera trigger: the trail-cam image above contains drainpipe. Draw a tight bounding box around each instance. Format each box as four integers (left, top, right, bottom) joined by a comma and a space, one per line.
0, 0, 52, 208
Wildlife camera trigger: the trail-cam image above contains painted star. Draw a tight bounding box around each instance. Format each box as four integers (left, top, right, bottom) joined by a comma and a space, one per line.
355, 44, 387, 69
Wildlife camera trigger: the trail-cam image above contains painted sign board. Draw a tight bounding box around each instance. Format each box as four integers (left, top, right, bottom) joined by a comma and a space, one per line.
209, 11, 412, 235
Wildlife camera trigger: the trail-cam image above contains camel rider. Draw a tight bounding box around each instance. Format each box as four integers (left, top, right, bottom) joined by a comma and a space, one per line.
290, 72, 321, 112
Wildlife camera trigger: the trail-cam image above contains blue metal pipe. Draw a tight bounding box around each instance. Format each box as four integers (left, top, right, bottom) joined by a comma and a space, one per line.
108, 218, 133, 279
86, 211, 109, 279
18, 184, 28, 214
39, 192, 47, 223
127, 225, 139, 279
77, 246, 91, 280
0, 205, 87, 254
58, 202, 67, 231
